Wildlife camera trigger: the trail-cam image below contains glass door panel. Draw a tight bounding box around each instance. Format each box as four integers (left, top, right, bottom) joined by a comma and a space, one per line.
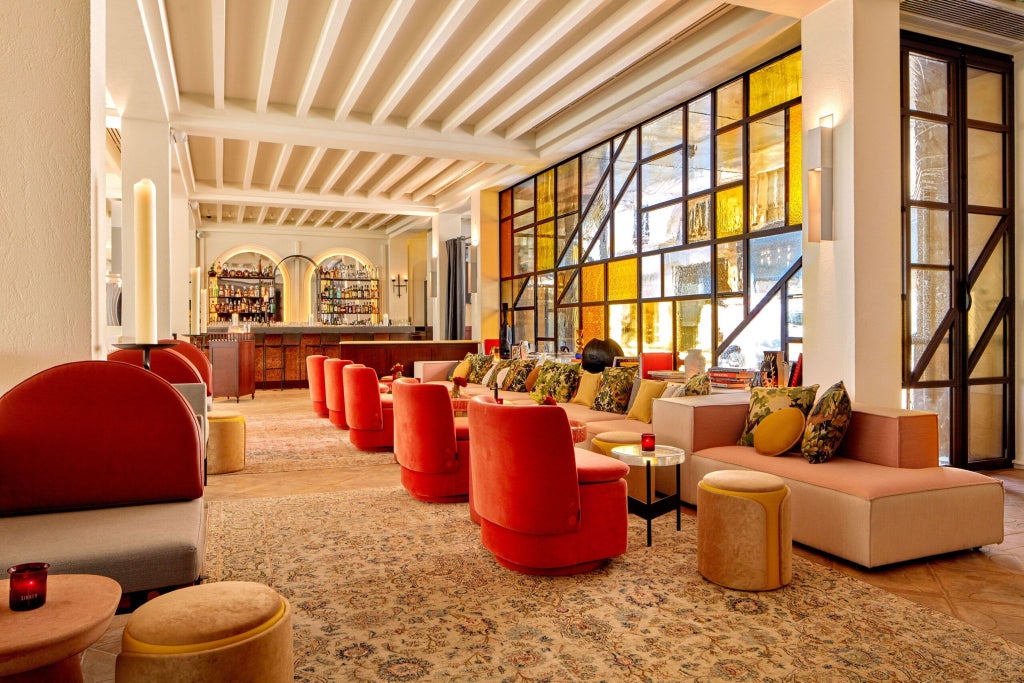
966, 129, 1003, 207
968, 385, 1003, 462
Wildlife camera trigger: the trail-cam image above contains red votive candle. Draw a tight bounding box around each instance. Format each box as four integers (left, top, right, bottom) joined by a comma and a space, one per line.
641, 433, 656, 452
495, 398, 504, 405
8, 562, 49, 611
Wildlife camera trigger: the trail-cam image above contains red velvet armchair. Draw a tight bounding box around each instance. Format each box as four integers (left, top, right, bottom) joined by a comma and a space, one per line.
342, 364, 394, 450
392, 378, 469, 503
306, 354, 329, 417
108, 348, 203, 385
467, 401, 630, 575
324, 359, 354, 428
159, 338, 213, 396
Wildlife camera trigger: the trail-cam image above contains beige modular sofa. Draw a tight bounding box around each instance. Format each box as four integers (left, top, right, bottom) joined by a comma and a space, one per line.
651, 394, 1005, 568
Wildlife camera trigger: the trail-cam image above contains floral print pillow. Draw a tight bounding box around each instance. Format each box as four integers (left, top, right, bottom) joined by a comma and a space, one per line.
529, 362, 582, 404
801, 381, 852, 463
683, 372, 711, 396
466, 354, 496, 384
738, 384, 819, 447
502, 359, 537, 392
593, 366, 639, 414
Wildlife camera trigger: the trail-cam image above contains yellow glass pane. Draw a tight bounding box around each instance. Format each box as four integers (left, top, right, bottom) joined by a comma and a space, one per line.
537, 221, 555, 271
750, 51, 801, 116
788, 103, 802, 226
582, 305, 605, 346
716, 186, 744, 238
500, 219, 512, 278
607, 258, 637, 301
537, 169, 555, 221
609, 303, 638, 355
642, 301, 673, 351
581, 264, 604, 303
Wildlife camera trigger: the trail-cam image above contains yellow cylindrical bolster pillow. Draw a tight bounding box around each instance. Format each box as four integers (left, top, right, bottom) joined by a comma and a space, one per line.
698, 480, 788, 587
122, 597, 286, 655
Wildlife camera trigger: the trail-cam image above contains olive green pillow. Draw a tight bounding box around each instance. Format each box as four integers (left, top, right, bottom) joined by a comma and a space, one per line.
737, 384, 819, 447
683, 372, 711, 396
466, 353, 496, 384
802, 381, 853, 463
529, 362, 582, 404
502, 359, 537, 392
593, 366, 639, 414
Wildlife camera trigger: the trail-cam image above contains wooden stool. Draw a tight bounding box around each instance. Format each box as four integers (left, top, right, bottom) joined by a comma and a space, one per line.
116, 581, 293, 682
590, 431, 653, 500
698, 470, 792, 591
207, 410, 245, 474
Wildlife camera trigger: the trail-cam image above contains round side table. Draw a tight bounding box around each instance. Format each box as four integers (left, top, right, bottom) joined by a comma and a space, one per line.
609, 444, 686, 547
0, 574, 121, 682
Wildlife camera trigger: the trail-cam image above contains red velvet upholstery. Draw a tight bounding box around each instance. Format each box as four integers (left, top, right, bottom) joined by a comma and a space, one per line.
306, 354, 329, 417
392, 379, 469, 503
639, 352, 675, 379
159, 338, 213, 396
0, 361, 203, 515
342, 364, 394, 450
324, 359, 354, 428
467, 400, 629, 575
108, 348, 203, 386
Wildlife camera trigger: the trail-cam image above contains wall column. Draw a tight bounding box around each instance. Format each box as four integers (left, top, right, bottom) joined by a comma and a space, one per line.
471, 190, 500, 341
801, 0, 902, 406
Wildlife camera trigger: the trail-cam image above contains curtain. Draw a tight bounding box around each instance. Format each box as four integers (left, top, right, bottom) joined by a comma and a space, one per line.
444, 238, 467, 339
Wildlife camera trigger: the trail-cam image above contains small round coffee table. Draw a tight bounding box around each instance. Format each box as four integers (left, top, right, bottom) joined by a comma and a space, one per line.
0, 574, 121, 682
609, 444, 686, 547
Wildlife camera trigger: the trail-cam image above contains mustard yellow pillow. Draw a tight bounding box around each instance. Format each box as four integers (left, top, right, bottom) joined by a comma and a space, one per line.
570, 371, 603, 406
451, 359, 471, 380
753, 407, 806, 456
624, 379, 668, 424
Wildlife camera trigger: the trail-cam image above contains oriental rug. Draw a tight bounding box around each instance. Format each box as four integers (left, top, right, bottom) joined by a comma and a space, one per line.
203, 487, 1024, 682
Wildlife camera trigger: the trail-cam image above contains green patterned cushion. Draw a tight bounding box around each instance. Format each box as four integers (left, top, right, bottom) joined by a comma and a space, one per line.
502, 359, 537, 392
592, 366, 639, 414
738, 384, 819, 447
801, 381, 852, 463
466, 354, 495, 384
482, 359, 514, 388
529, 362, 581, 404
683, 372, 711, 396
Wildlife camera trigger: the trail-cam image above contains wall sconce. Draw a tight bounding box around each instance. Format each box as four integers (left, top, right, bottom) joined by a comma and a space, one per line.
807, 114, 834, 242
391, 274, 408, 298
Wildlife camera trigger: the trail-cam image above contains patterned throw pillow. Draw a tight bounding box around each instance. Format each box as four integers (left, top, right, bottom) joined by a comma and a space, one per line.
802, 381, 852, 463
466, 354, 495, 384
502, 359, 537, 392
481, 359, 514, 388
683, 372, 711, 396
529, 362, 582, 404
593, 366, 639, 414
737, 384, 819, 447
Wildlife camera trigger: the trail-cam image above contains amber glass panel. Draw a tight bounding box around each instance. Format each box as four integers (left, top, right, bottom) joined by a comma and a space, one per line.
687, 194, 711, 243
716, 79, 743, 129
641, 151, 683, 208
536, 221, 555, 271
749, 51, 801, 116
614, 130, 637, 197
614, 181, 637, 256
557, 158, 579, 215
582, 305, 605, 346
536, 169, 554, 221
514, 228, 534, 275
641, 203, 683, 252
641, 109, 683, 159
557, 214, 579, 267
716, 186, 744, 238
967, 129, 1003, 207
641, 254, 661, 299
716, 242, 744, 293
967, 68, 1003, 124
537, 273, 554, 337
500, 189, 512, 217
909, 208, 950, 265
609, 303, 638, 355
513, 179, 534, 213
500, 219, 512, 278
788, 103, 802, 226
968, 384, 1003, 462
558, 269, 579, 304
581, 264, 604, 303
557, 307, 579, 352
608, 258, 637, 301
677, 299, 711, 360
749, 111, 785, 231
665, 247, 711, 296
716, 128, 743, 184
967, 214, 999, 270
909, 118, 949, 202
908, 53, 948, 115
642, 301, 674, 351
687, 95, 712, 193
968, 238, 1004, 349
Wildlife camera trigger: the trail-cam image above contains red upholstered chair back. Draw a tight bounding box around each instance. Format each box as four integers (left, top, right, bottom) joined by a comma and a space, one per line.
0, 360, 203, 515
392, 379, 457, 473
467, 400, 581, 536
639, 352, 675, 379
342, 364, 384, 430
108, 348, 203, 386
159, 338, 213, 395
324, 359, 354, 425
306, 353, 328, 403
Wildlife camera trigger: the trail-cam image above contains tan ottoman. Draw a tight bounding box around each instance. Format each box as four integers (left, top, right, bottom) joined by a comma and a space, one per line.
207, 410, 245, 474
591, 431, 654, 500
116, 581, 293, 682
697, 470, 792, 591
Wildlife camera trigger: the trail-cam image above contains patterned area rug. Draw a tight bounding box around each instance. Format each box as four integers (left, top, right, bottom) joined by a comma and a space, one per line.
204, 487, 1024, 681
215, 390, 394, 473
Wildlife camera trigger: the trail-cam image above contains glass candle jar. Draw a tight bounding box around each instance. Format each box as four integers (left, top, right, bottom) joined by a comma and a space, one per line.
8, 562, 49, 611
641, 433, 656, 452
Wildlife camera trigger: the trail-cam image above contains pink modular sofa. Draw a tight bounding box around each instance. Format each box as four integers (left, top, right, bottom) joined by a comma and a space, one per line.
651, 393, 1005, 568
0, 361, 206, 593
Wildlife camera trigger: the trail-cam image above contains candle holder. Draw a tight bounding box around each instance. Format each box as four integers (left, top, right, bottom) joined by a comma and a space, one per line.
111, 342, 177, 371
641, 433, 656, 452
8, 562, 49, 611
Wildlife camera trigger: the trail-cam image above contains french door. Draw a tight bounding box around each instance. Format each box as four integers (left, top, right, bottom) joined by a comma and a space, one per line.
901, 33, 1014, 469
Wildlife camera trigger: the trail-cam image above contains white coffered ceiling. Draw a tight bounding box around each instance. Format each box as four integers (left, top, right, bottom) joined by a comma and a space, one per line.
106, 0, 809, 237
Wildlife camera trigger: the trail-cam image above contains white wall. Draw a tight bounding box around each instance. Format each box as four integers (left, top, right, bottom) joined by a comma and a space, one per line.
168, 184, 192, 336
386, 233, 414, 323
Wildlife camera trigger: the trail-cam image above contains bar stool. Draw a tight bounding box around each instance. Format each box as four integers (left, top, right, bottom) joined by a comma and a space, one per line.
306, 354, 329, 417
697, 470, 792, 591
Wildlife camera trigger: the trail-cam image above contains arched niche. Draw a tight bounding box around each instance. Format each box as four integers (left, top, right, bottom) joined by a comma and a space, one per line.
207, 248, 286, 324
313, 249, 381, 326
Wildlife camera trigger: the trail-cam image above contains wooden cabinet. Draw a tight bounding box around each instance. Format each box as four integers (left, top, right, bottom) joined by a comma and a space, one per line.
210, 336, 255, 401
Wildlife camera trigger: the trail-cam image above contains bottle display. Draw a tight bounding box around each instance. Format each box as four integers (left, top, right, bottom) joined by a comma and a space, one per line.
207, 256, 279, 324
316, 259, 381, 326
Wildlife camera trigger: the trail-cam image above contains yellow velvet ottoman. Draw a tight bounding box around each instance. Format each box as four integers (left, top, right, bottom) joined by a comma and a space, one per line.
697, 470, 792, 591
116, 581, 293, 682
591, 431, 654, 500
207, 410, 245, 474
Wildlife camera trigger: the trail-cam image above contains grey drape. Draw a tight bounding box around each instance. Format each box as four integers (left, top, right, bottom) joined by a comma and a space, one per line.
444, 238, 467, 339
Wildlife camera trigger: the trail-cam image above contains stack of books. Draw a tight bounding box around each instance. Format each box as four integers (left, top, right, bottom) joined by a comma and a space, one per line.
708, 367, 756, 389
649, 370, 687, 382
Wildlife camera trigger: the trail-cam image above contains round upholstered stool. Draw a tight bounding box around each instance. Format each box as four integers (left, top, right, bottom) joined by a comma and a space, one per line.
116, 581, 293, 682
697, 470, 792, 591
590, 431, 653, 500
207, 410, 245, 474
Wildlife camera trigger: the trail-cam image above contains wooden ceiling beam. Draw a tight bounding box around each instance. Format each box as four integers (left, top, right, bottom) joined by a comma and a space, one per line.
268, 143, 294, 192
294, 147, 326, 194
342, 153, 390, 196
296, 0, 351, 117
366, 155, 423, 197
255, 0, 289, 114
211, 0, 226, 110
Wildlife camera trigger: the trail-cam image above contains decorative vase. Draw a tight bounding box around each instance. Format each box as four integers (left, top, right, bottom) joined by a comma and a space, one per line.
759, 351, 784, 388
683, 349, 707, 379
450, 385, 461, 399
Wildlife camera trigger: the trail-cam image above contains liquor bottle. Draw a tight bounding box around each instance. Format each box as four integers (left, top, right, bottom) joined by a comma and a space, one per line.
499, 303, 513, 360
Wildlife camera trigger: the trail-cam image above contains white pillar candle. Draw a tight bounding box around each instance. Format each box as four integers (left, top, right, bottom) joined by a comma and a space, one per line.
190, 267, 202, 335
134, 179, 158, 344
